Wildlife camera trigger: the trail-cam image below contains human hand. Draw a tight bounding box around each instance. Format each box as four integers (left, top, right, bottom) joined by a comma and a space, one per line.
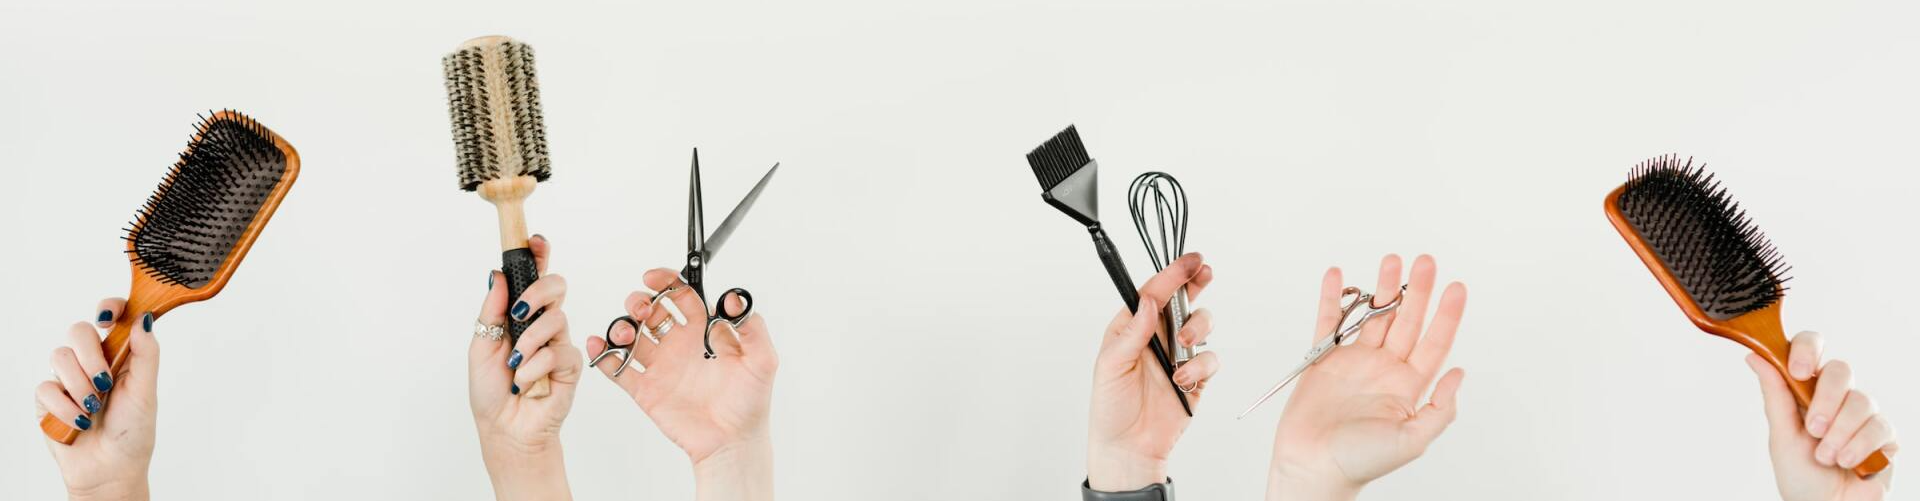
1267, 255, 1467, 501
1086, 252, 1217, 491
587, 267, 776, 501
1747, 331, 1898, 501
470, 235, 580, 500
36, 298, 157, 501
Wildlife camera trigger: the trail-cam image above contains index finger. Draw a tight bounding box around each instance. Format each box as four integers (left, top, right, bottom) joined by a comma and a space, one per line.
1137, 253, 1204, 308
529, 234, 552, 275
1312, 267, 1344, 344
1788, 331, 1824, 381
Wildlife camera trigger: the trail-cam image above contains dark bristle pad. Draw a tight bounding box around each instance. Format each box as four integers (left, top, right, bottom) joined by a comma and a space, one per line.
1617, 155, 1790, 319
127, 112, 287, 288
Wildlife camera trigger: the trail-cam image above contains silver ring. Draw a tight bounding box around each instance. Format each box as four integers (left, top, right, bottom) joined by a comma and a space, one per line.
473, 321, 505, 341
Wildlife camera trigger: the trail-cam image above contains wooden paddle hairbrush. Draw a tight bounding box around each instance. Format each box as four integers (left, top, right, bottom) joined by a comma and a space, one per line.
443, 35, 553, 396
40, 110, 298, 444
1605, 154, 1889, 477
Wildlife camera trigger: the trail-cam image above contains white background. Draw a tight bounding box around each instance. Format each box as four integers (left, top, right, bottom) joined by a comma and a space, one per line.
3, 1, 1917, 499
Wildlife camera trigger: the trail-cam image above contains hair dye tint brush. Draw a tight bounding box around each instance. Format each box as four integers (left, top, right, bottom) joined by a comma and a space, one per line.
444, 35, 554, 397
1605, 155, 1889, 477
40, 110, 298, 444
1026, 125, 1191, 416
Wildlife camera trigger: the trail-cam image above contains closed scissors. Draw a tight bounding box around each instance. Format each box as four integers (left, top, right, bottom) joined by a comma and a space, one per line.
1236, 285, 1405, 419
592, 149, 779, 376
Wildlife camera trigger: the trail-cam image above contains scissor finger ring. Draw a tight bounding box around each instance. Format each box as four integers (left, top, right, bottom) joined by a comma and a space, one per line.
592, 316, 645, 376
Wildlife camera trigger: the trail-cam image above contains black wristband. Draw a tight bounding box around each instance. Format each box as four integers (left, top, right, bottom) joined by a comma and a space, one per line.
1081, 478, 1173, 501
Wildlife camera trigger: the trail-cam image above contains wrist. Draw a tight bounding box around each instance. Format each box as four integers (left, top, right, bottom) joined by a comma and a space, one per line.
693, 434, 774, 501
1087, 444, 1168, 492
1265, 466, 1361, 501
479, 432, 570, 501
67, 477, 150, 501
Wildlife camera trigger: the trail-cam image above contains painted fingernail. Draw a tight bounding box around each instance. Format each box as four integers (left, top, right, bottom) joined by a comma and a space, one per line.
507, 350, 523, 369
510, 383, 520, 395
73, 415, 91, 431
1807, 414, 1830, 436
511, 301, 530, 321
97, 310, 113, 325
83, 394, 100, 414
141, 313, 153, 332
93, 372, 112, 393
488, 272, 495, 290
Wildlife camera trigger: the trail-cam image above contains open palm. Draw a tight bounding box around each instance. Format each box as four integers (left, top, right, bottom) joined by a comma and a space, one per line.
1270, 255, 1467, 496
589, 267, 778, 463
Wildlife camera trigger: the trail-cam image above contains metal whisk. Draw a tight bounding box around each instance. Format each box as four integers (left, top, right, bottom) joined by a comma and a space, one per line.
1128, 171, 1193, 368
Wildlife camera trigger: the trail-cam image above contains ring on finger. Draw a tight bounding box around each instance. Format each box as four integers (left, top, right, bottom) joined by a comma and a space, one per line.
473, 321, 505, 341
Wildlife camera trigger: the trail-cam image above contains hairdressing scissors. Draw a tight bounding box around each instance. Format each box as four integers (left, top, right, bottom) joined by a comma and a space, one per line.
1236, 285, 1406, 419
592, 149, 779, 375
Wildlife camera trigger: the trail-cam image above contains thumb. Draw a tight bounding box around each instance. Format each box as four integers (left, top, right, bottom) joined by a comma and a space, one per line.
1745, 353, 1802, 439
1405, 368, 1465, 446
1118, 298, 1158, 354
121, 313, 161, 401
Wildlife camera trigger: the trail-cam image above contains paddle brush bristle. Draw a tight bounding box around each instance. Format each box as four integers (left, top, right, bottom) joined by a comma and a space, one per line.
128, 111, 290, 288
1616, 155, 1791, 320
443, 36, 551, 190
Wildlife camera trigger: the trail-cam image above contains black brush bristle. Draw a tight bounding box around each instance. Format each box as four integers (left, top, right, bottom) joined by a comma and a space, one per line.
125, 111, 288, 289
1618, 155, 1791, 319
1025, 125, 1090, 190
443, 37, 551, 191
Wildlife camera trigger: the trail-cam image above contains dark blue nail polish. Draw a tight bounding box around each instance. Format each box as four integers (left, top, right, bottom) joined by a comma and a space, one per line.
141, 313, 153, 332
510, 383, 520, 395
511, 301, 530, 320
507, 350, 523, 369
97, 310, 113, 323
488, 273, 494, 290
83, 394, 100, 414
74, 415, 91, 431
93, 372, 112, 393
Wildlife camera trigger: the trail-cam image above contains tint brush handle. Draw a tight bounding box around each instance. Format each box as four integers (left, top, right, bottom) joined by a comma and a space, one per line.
1727, 312, 1891, 477
1091, 226, 1193, 416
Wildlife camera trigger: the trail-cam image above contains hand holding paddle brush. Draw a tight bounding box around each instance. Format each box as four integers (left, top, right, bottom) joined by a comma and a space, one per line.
40, 110, 299, 444
1605, 155, 1890, 477
443, 35, 554, 397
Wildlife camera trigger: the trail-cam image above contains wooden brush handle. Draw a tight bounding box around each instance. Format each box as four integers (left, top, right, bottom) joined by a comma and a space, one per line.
39, 299, 142, 444
1729, 314, 1892, 477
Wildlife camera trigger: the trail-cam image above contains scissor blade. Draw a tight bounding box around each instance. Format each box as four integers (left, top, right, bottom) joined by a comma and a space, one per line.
689, 148, 705, 254
702, 162, 780, 263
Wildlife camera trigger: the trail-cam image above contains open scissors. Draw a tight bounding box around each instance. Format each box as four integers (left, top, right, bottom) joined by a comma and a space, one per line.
593, 149, 779, 375
1236, 285, 1405, 419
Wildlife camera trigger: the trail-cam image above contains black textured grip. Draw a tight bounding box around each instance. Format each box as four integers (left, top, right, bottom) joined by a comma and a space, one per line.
503, 247, 543, 343
1090, 226, 1192, 416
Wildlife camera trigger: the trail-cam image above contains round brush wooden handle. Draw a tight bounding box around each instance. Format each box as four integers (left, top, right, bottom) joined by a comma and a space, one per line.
39, 309, 138, 445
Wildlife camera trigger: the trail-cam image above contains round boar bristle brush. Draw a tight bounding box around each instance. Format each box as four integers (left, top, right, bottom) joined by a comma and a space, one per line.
40, 110, 299, 444
443, 35, 553, 397
1605, 154, 1890, 477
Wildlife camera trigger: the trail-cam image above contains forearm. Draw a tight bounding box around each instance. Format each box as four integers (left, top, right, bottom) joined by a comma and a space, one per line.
694, 435, 774, 501
481, 438, 572, 501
